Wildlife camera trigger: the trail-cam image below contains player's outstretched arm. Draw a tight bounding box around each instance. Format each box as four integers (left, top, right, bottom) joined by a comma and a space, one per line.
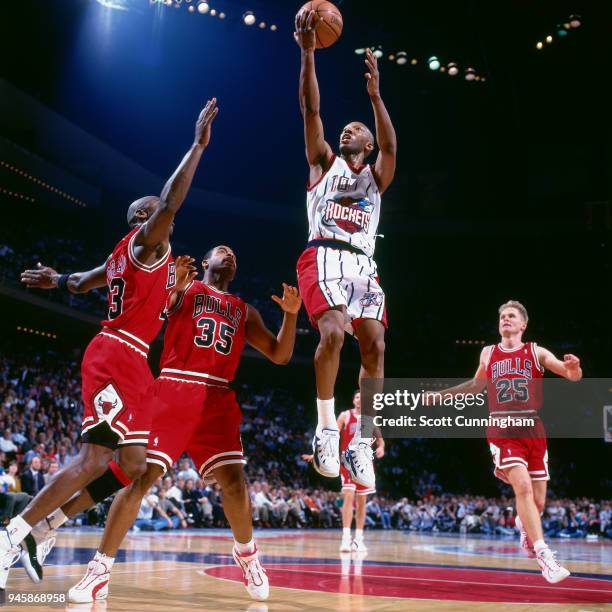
537, 347, 583, 381
364, 48, 397, 194
20, 261, 107, 294
135, 99, 219, 256
245, 284, 301, 365
295, 10, 333, 180
426, 346, 490, 404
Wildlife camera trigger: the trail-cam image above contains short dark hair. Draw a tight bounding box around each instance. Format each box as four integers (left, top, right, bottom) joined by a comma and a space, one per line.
353, 389, 360, 398
202, 247, 215, 261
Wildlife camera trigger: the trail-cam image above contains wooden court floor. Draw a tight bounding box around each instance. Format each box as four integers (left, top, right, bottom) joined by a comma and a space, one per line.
5, 527, 612, 611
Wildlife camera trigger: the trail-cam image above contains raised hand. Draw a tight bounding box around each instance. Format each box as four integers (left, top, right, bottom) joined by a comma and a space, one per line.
563, 354, 581, 369
195, 98, 219, 148
20, 263, 59, 289
271, 283, 302, 314
294, 9, 319, 50
364, 47, 380, 97
375, 446, 385, 459
174, 255, 197, 291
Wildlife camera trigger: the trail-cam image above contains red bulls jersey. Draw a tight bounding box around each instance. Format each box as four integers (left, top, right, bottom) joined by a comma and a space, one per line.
160, 280, 247, 384
486, 342, 544, 414
339, 409, 359, 452
100, 227, 174, 354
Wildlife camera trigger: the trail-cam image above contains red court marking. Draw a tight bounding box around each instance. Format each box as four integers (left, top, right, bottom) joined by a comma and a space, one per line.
205, 563, 612, 604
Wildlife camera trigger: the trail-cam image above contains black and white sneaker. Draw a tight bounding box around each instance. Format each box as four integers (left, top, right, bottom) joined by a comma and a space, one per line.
312, 427, 340, 478
19, 534, 42, 583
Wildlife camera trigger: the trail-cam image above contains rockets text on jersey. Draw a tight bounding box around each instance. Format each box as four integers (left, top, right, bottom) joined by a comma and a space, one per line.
486, 342, 544, 414
100, 227, 174, 351
160, 280, 247, 384
307, 156, 381, 258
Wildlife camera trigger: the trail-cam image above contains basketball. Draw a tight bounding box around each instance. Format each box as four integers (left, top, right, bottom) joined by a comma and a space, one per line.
299, 0, 343, 49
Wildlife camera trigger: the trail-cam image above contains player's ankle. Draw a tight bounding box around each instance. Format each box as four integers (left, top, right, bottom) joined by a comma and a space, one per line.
316, 398, 337, 429
93, 551, 115, 570
533, 539, 547, 552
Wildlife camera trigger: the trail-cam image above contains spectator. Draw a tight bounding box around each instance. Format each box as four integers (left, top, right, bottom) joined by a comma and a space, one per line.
0, 429, 18, 456
20, 456, 45, 495
177, 459, 199, 483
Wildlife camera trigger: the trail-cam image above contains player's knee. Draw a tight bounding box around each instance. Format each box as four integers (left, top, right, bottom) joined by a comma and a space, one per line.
119, 456, 147, 481
362, 337, 385, 364
535, 497, 546, 514
221, 474, 246, 500
513, 478, 533, 499
318, 326, 344, 353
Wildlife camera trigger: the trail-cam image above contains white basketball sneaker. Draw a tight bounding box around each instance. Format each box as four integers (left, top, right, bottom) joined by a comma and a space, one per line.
1, 529, 22, 589
339, 535, 352, 552
68, 558, 111, 603
342, 441, 375, 489
232, 546, 269, 601
514, 516, 536, 559
351, 539, 367, 554
312, 427, 340, 478
536, 547, 570, 583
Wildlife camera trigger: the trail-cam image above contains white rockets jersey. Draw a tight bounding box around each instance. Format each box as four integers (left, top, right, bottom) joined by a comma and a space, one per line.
307, 155, 381, 258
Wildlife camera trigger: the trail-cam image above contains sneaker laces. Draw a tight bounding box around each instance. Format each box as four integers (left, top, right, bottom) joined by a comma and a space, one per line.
317, 430, 339, 460
2, 546, 22, 570
538, 547, 562, 569
74, 560, 108, 589
351, 442, 373, 470
244, 556, 266, 587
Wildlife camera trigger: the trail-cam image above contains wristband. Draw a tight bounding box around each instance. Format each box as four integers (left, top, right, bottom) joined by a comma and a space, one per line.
57, 274, 71, 290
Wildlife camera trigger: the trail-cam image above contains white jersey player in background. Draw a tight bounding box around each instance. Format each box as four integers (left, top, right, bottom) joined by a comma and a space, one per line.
294, 11, 397, 489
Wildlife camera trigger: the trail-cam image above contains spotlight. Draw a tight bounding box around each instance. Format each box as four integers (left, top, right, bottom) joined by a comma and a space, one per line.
536, 41, 543, 50
396, 51, 407, 65
373, 47, 384, 59
440, 66, 446, 73
243, 11, 256, 25
188, 4, 194, 11
556, 25, 568, 37
270, 24, 277, 31
428, 56, 440, 71
259, 21, 266, 28
464, 67, 476, 81
210, 8, 216, 15
569, 14, 581, 28
218, 11, 225, 18
545, 35, 553, 43
410, 58, 417, 65
481, 77, 486, 82
388, 54, 395, 61
447, 62, 459, 76
197, 1, 209, 13
354, 48, 366, 55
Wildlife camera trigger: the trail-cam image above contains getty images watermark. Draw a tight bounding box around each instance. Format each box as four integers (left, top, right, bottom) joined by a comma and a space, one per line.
358, 379, 608, 439
372, 389, 537, 430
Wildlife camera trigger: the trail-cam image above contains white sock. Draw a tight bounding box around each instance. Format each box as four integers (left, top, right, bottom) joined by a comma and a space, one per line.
316, 398, 337, 430
94, 550, 115, 570
355, 528, 364, 542
235, 538, 256, 555
6, 515, 32, 546
342, 527, 351, 539
534, 539, 547, 552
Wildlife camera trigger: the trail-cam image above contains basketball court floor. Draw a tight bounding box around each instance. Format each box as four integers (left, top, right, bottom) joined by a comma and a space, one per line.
7, 528, 612, 611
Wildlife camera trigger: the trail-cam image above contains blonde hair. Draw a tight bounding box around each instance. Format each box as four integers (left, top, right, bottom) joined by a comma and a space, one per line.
498, 300, 528, 323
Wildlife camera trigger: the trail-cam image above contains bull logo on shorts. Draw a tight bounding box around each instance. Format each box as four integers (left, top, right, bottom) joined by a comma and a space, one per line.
93, 383, 124, 420
359, 291, 383, 308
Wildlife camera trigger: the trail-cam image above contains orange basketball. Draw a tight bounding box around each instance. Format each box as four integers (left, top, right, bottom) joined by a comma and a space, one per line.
299, 0, 343, 49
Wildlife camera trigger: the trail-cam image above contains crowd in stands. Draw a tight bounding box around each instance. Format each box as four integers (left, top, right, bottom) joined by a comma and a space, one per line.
1, 351, 611, 540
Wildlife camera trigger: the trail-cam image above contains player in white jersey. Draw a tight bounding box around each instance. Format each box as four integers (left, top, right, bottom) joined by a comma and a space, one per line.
294, 11, 397, 488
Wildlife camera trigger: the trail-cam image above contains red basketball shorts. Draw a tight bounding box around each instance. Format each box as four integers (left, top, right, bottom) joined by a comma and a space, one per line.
488, 436, 549, 483
81, 331, 154, 449
296, 245, 387, 334
145, 375, 245, 483
340, 464, 376, 496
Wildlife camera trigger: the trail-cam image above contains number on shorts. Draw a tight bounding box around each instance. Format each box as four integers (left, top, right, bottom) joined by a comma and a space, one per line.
108, 278, 125, 320
194, 317, 235, 354
496, 378, 529, 403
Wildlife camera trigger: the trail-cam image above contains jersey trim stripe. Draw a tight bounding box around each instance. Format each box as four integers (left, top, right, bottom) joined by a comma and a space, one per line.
146, 457, 170, 473
160, 368, 229, 383
98, 332, 148, 358
158, 375, 228, 388
531, 342, 544, 373
128, 231, 171, 273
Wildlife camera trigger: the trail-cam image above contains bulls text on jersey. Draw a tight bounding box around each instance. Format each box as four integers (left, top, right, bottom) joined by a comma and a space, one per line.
193, 293, 243, 329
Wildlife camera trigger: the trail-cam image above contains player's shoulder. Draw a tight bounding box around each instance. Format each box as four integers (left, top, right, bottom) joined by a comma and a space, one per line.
480, 344, 496, 363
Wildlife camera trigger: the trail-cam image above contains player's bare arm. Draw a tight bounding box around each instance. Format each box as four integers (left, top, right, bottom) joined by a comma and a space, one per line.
336, 410, 347, 430
536, 347, 583, 381
134, 99, 219, 260
426, 346, 490, 404
295, 10, 334, 184
166, 255, 198, 313
245, 284, 301, 365
365, 48, 397, 194
375, 428, 385, 458
20, 261, 107, 294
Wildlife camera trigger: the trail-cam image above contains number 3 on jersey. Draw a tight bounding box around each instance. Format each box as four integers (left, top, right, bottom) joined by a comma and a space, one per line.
108, 278, 125, 320
195, 317, 235, 355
